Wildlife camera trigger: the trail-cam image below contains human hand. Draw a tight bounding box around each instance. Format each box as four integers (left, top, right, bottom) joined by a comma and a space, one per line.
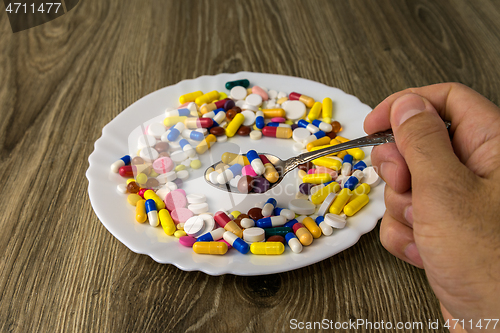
364, 83, 500, 333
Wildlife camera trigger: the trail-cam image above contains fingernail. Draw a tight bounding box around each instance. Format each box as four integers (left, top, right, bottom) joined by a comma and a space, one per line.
393, 94, 426, 127
380, 162, 397, 183
404, 205, 414, 226
404, 242, 423, 268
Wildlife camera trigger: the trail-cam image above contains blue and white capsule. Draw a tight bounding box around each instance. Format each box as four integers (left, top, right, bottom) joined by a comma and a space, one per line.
255, 111, 265, 129
209, 111, 227, 128
217, 163, 243, 184
297, 120, 319, 133
223, 231, 249, 254
343, 175, 359, 190
165, 107, 190, 117
266, 122, 291, 128
246, 150, 265, 176
284, 218, 298, 229
197, 228, 225, 242
167, 122, 185, 141
111, 155, 131, 173
202, 108, 225, 119
179, 139, 196, 157
274, 207, 296, 220
182, 129, 204, 141
353, 161, 367, 172
285, 232, 303, 253
255, 216, 287, 228
315, 216, 333, 236
303, 130, 326, 144
145, 199, 159, 227
341, 154, 353, 176
311, 119, 333, 133
261, 198, 277, 217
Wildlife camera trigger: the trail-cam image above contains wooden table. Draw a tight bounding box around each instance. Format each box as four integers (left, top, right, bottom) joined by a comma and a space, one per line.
2, 0, 499, 332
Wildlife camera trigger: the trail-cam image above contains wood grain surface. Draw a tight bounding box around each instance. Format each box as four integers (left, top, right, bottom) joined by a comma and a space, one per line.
1, 0, 500, 332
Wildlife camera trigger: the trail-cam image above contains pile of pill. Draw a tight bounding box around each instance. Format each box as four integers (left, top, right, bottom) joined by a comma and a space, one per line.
111, 78, 381, 255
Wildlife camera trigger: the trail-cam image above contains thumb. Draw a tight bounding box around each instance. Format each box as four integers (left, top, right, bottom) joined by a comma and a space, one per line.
390, 93, 459, 181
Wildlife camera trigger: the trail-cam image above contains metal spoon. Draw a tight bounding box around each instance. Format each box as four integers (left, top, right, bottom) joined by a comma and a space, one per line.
204, 122, 451, 194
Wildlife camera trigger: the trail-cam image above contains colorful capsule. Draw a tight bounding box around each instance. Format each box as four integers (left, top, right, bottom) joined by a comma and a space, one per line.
315, 216, 333, 236
179, 91, 203, 104
264, 227, 293, 238
302, 217, 322, 239
310, 181, 340, 205
349, 183, 371, 202
322, 97, 333, 124
353, 161, 367, 172
224, 113, 245, 137
223, 231, 249, 254
118, 165, 135, 178
262, 108, 286, 118
341, 154, 353, 176
197, 228, 226, 242
145, 199, 159, 227
261, 198, 277, 217
195, 90, 219, 106
307, 101, 322, 121
164, 116, 187, 127
135, 199, 147, 223
274, 207, 295, 220
259, 155, 280, 183
344, 194, 369, 216
111, 155, 131, 173
262, 126, 292, 139
255, 111, 265, 129
144, 190, 166, 210
221, 152, 249, 165
185, 117, 213, 129
343, 175, 359, 191
312, 119, 333, 133
225, 79, 250, 90
202, 107, 225, 119
215, 211, 243, 238
246, 150, 265, 176
256, 216, 287, 228
303, 130, 326, 144
210, 111, 226, 128
196, 134, 217, 154
266, 122, 292, 128
306, 137, 331, 151
297, 120, 319, 133
289, 92, 315, 108
335, 136, 365, 160
182, 129, 204, 141
159, 209, 176, 235
250, 242, 285, 255
329, 188, 352, 214
165, 107, 191, 118
178, 139, 196, 157
313, 156, 342, 171
193, 241, 228, 255
285, 232, 303, 253
217, 163, 243, 184
302, 173, 332, 184
292, 222, 313, 246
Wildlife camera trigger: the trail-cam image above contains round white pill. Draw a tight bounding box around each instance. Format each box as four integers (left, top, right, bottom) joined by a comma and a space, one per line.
288, 199, 316, 215
363, 166, 381, 187
277, 91, 287, 99
155, 185, 171, 200
198, 214, 216, 236
170, 150, 188, 163
177, 169, 190, 180
243, 227, 265, 243
283, 100, 306, 120
250, 130, 262, 140
241, 110, 257, 126
317, 192, 337, 216
140, 147, 159, 162
241, 103, 259, 112
147, 123, 166, 139
188, 203, 209, 214
292, 128, 311, 143
187, 193, 206, 204
137, 134, 156, 149
217, 135, 228, 143
230, 86, 248, 100
184, 216, 206, 237
293, 142, 305, 152
268, 90, 278, 99
163, 171, 177, 182
116, 184, 127, 194
245, 93, 263, 107
235, 99, 246, 108
324, 213, 347, 229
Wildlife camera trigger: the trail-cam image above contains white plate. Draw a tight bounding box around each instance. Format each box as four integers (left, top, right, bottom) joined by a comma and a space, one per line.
86, 72, 385, 276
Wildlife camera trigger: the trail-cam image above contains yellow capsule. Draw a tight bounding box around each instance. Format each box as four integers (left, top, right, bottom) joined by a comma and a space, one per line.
174, 230, 187, 238
329, 188, 352, 215
302, 217, 322, 239
307, 101, 322, 121
335, 136, 365, 160
250, 242, 285, 255
295, 227, 313, 246
313, 156, 342, 171
310, 181, 341, 205
200, 102, 217, 115
195, 90, 219, 105
136, 173, 147, 185
298, 95, 315, 108
262, 108, 286, 118
306, 136, 331, 151
344, 194, 369, 216
127, 194, 142, 206
225, 113, 245, 137
164, 116, 187, 127
193, 241, 228, 255
337, 150, 348, 159
349, 183, 371, 202
273, 127, 293, 139
179, 91, 203, 104
135, 200, 147, 223
144, 190, 166, 210
322, 97, 333, 124
302, 173, 332, 184
224, 221, 243, 238
175, 164, 186, 172
263, 163, 279, 183
221, 152, 249, 165
230, 211, 241, 219
159, 209, 176, 235
196, 134, 217, 154
277, 97, 288, 105
219, 92, 228, 100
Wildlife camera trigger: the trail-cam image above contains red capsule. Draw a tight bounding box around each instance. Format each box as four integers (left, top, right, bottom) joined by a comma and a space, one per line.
214, 98, 230, 109
119, 165, 135, 177
262, 126, 293, 139
214, 211, 231, 228
185, 117, 214, 128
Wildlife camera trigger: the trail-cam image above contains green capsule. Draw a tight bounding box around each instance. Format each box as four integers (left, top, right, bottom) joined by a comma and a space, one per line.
264, 227, 293, 239
225, 79, 250, 90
